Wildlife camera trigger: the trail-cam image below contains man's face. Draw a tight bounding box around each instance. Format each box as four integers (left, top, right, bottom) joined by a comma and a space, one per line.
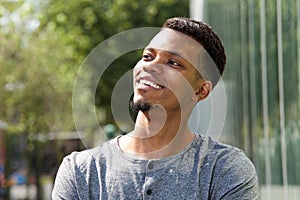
132, 28, 204, 112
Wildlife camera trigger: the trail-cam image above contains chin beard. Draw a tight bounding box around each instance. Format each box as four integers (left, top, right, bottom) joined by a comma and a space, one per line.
129, 99, 151, 112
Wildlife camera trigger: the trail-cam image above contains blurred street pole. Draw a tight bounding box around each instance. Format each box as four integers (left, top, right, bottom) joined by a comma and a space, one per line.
190, 0, 207, 22
0, 122, 7, 200
31, 137, 42, 200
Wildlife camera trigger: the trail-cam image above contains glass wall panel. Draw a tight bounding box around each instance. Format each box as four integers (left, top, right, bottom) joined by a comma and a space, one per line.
191, 0, 300, 199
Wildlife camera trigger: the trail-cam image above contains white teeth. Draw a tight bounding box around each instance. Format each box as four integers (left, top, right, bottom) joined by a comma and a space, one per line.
140, 79, 162, 89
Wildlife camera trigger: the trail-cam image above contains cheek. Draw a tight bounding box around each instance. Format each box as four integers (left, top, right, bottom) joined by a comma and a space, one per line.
166, 71, 195, 97
133, 60, 142, 73
182, 69, 201, 90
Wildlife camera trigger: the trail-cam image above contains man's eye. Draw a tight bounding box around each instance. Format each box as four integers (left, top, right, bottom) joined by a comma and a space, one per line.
142, 54, 153, 61
168, 60, 181, 67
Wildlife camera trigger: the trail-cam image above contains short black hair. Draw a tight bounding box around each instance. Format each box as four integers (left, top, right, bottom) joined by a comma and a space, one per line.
162, 17, 226, 86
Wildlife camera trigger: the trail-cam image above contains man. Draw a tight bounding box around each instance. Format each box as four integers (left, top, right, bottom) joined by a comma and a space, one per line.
52, 17, 259, 199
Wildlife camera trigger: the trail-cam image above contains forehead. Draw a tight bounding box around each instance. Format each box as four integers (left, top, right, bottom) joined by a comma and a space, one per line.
146, 28, 204, 68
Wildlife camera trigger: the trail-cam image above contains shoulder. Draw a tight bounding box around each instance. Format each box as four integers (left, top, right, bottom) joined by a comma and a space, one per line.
52, 138, 119, 199
198, 135, 259, 199
198, 135, 252, 165
63, 138, 118, 169
199, 135, 257, 179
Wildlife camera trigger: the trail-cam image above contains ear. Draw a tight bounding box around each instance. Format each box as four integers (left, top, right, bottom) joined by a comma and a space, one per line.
193, 80, 212, 101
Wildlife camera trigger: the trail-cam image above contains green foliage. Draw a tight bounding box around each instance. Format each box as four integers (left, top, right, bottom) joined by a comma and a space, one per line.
0, 0, 189, 136
37, 0, 189, 130
0, 4, 76, 135
0, 3, 189, 196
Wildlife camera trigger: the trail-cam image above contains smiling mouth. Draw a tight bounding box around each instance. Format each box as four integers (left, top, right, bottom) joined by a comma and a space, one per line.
139, 79, 164, 89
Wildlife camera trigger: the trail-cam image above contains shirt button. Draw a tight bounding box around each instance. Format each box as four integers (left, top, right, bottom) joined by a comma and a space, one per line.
147, 162, 154, 170
146, 189, 153, 195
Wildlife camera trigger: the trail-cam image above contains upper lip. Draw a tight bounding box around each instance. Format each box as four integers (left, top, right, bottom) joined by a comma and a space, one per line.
136, 76, 165, 89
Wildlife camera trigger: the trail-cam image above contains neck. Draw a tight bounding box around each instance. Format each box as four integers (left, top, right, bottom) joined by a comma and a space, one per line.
118, 105, 195, 159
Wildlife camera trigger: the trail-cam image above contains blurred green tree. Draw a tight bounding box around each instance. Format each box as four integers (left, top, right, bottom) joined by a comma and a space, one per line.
37, 0, 190, 130
0, 0, 189, 136
0, 1, 189, 198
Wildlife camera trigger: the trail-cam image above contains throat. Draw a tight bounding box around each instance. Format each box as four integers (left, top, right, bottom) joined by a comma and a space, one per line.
118, 104, 194, 159
118, 126, 195, 159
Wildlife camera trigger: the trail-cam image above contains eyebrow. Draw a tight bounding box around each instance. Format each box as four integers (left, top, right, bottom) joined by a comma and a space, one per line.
145, 47, 184, 58
144, 47, 200, 71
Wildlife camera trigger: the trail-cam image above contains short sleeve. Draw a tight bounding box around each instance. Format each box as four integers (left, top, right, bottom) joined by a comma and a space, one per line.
52, 156, 79, 200
210, 150, 259, 200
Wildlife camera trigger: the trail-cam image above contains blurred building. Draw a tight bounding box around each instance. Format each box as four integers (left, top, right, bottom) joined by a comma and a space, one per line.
3, 131, 85, 200
190, 0, 300, 199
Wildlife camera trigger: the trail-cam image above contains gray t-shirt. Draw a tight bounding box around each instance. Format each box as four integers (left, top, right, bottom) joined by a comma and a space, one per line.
52, 134, 259, 200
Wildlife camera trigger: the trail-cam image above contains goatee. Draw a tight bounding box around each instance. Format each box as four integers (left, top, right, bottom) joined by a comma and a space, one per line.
129, 99, 151, 112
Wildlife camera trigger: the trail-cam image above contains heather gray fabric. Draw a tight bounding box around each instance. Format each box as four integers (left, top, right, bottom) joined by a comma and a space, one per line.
52, 134, 259, 200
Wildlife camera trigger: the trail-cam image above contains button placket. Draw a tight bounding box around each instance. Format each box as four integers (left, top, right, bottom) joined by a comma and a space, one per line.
144, 160, 156, 198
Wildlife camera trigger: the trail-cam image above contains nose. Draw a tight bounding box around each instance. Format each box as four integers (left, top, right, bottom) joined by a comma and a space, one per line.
142, 55, 164, 74
143, 63, 163, 74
